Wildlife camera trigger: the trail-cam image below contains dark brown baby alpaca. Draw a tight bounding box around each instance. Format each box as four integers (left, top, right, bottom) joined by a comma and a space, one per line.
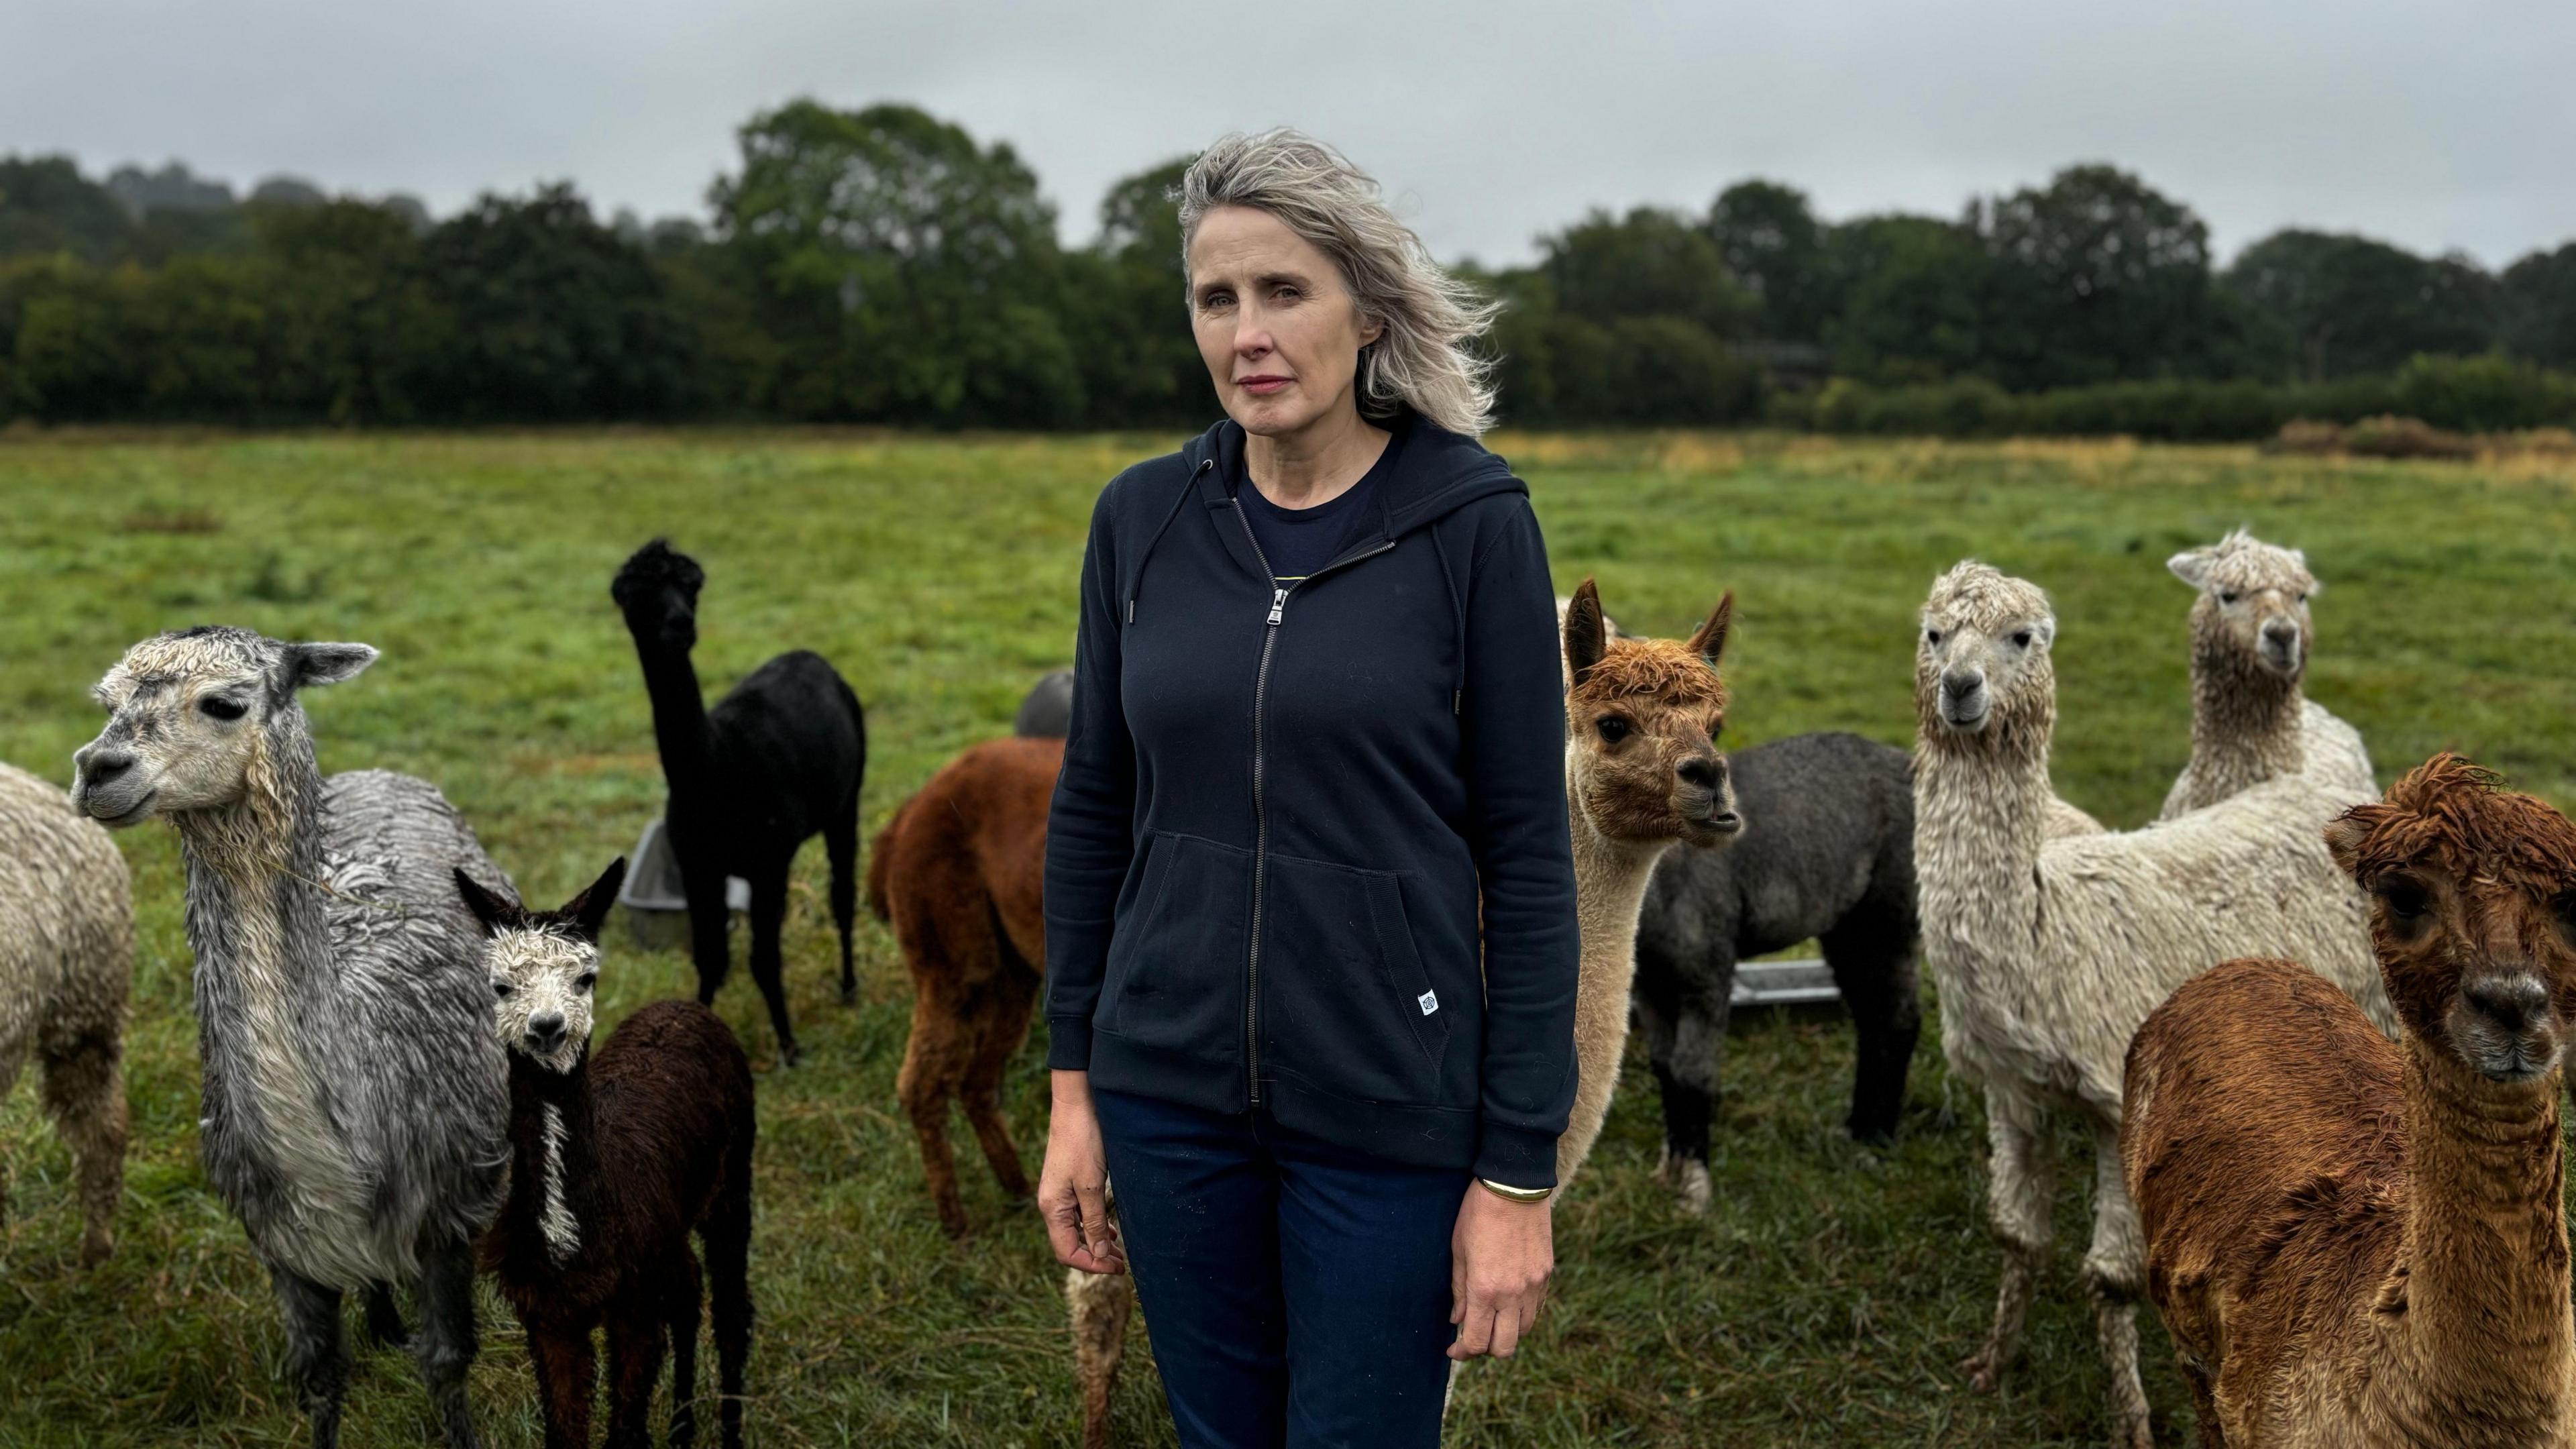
2122, 754, 2576, 1448
458, 859, 757, 1449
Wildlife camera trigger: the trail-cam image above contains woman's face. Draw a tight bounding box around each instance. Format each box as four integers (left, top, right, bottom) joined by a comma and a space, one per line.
1188, 204, 1383, 439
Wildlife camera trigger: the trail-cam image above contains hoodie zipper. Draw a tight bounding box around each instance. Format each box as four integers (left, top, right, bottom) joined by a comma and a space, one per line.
1232, 500, 1395, 1108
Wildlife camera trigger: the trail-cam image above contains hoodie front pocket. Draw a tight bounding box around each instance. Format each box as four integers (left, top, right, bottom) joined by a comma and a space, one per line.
1260, 853, 1454, 1106
1099, 831, 1249, 1063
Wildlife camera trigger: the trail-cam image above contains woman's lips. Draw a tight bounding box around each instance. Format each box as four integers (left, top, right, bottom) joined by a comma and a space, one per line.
1239, 376, 1291, 396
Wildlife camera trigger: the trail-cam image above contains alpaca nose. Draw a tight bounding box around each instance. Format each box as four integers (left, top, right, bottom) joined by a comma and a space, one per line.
1941, 668, 1984, 702
526, 1012, 568, 1052
2463, 974, 2549, 1034
75, 743, 133, 789
1677, 755, 1724, 793
2261, 619, 2299, 651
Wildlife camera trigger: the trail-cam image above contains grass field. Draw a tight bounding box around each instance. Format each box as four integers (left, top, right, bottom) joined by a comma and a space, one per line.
2, 429, 2572, 1448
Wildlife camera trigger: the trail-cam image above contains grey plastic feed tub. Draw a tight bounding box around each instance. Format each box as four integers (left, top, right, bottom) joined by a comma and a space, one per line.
1731, 958, 1841, 1009
617, 816, 751, 952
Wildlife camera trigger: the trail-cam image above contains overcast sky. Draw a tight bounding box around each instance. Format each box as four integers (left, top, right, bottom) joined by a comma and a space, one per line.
6, 0, 2569, 269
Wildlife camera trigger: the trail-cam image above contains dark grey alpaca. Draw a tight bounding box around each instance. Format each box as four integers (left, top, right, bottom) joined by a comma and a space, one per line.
1014, 669, 1073, 739
1631, 731, 1921, 1212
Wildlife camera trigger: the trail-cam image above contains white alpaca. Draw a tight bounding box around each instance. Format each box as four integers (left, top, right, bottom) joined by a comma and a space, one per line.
1911, 561, 2392, 1449
0, 761, 132, 1265
2160, 528, 2375, 819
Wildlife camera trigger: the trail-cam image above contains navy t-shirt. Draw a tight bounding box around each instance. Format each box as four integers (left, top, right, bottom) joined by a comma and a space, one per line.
1235, 425, 1405, 586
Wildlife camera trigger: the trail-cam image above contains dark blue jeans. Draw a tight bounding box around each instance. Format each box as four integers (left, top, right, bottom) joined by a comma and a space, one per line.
1091, 1086, 1469, 1448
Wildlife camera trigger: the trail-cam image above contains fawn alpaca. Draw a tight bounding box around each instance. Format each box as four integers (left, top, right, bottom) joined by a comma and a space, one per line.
2125, 755, 2576, 1448
460, 859, 757, 1449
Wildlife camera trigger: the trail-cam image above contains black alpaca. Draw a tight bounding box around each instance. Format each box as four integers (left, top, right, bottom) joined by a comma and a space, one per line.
612, 539, 865, 1065
458, 859, 757, 1449
1631, 732, 1922, 1201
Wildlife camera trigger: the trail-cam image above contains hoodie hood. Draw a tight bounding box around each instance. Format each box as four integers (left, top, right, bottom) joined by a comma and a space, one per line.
1183, 413, 1523, 547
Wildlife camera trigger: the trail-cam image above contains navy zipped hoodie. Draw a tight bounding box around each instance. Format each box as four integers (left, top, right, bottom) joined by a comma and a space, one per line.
1042, 415, 1580, 1189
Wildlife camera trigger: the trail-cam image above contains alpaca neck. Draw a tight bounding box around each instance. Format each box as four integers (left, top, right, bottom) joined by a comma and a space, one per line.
504, 1051, 597, 1269
1912, 708, 2053, 987
2379, 1039, 2573, 1429
1564, 765, 1675, 975
2187, 639, 2306, 798
633, 635, 717, 800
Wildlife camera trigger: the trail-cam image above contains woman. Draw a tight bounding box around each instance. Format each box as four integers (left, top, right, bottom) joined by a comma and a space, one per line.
1037, 129, 1580, 1448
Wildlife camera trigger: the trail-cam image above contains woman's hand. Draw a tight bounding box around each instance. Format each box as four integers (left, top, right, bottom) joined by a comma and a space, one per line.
1038, 1070, 1125, 1275
1447, 1183, 1553, 1359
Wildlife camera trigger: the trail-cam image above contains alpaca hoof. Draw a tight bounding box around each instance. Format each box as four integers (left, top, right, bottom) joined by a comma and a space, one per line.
2117, 1416, 2154, 1449
839, 981, 858, 1006
1959, 1352, 2003, 1393
78, 1230, 113, 1267
1670, 1159, 1713, 1216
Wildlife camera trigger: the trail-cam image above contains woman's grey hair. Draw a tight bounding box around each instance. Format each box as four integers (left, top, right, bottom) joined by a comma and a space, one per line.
1180, 129, 1501, 437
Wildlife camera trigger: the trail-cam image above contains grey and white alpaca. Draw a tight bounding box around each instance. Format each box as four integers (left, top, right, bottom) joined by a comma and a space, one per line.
71, 627, 511, 1449
1911, 563, 2392, 1449
1631, 731, 1920, 1214
2159, 527, 2376, 818
0, 761, 133, 1264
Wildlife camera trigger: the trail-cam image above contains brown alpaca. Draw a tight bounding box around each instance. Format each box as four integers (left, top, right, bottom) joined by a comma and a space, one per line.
867, 735, 1061, 1239
460, 860, 758, 1449
2123, 755, 2576, 1448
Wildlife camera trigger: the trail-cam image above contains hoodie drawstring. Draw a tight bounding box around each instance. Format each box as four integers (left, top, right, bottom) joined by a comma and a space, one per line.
1126, 458, 1210, 625
1430, 529, 1466, 716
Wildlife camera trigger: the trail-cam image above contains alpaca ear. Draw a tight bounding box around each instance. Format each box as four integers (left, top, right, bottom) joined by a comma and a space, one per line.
2322, 805, 2386, 880
1686, 591, 1734, 669
454, 867, 518, 936
2166, 549, 2214, 590
286, 642, 378, 690
560, 857, 628, 943
1564, 578, 1607, 690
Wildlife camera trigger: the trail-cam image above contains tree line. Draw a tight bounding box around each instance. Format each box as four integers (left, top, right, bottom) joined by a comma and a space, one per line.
5, 99, 2575, 433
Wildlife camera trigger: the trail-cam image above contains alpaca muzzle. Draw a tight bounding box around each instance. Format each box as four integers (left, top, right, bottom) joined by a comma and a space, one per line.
2455, 972, 2561, 1081
2258, 619, 2304, 677
70, 741, 158, 825
1938, 669, 1990, 731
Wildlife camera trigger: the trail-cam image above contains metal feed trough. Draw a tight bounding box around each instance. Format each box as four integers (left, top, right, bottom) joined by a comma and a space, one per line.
616, 816, 751, 952
1731, 958, 1841, 1009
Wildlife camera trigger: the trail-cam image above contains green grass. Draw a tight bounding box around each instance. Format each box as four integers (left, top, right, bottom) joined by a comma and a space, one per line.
1, 429, 2571, 1447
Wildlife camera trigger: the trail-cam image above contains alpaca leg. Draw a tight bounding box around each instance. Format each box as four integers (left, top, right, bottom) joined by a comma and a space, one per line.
665, 1250, 705, 1449
1067, 1263, 1134, 1449
362, 1281, 411, 1350
1821, 925, 1920, 1144
1662, 971, 1732, 1215
896, 979, 972, 1236
747, 870, 799, 1067
37, 1031, 126, 1265
824, 800, 861, 1006
604, 1296, 669, 1449
2084, 1124, 2154, 1449
684, 862, 734, 1008
415, 1236, 483, 1449
1963, 1087, 2055, 1391
527, 1326, 598, 1449
704, 1197, 754, 1449
0, 1026, 30, 1232
271, 1265, 349, 1449
961, 972, 1040, 1200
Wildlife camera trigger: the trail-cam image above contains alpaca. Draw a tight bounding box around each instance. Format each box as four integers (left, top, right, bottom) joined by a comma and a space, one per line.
865, 735, 1059, 1239
0, 761, 132, 1264
1910, 562, 2394, 1449
2123, 755, 2576, 1447
1631, 731, 1920, 1213
612, 539, 867, 1067
1015, 670, 1075, 739
458, 859, 757, 1449
71, 628, 511, 1449
1553, 578, 1742, 1187
2159, 527, 2376, 819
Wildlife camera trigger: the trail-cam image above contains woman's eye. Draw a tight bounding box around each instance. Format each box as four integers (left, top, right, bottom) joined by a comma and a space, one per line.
492, 981, 513, 998
1596, 716, 1631, 744
200, 697, 247, 720
576, 973, 597, 993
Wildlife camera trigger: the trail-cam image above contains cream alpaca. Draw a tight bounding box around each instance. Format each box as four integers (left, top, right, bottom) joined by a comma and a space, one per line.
1911, 561, 2392, 1449
2161, 527, 2375, 818
0, 761, 132, 1265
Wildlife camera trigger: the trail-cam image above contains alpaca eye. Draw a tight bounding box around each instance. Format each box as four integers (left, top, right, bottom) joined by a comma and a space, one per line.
1925, 629, 1943, 647
2220, 591, 2241, 605
199, 697, 247, 720
492, 981, 514, 998
2296, 593, 2309, 605
576, 972, 597, 993
2379, 881, 2430, 921
1596, 716, 1631, 744
2012, 631, 2033, 649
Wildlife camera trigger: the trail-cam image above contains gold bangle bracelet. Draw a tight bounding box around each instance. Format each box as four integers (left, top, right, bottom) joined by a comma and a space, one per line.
1477, 1177, 1553, 1204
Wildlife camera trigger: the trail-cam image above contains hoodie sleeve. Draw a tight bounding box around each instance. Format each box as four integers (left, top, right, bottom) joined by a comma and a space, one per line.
1458, 497, 1580, 1188
1042, 481, 1136, 1071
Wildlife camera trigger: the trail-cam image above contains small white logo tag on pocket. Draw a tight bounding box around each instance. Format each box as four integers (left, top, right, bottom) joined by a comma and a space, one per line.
1418, 990, 1440, 1016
